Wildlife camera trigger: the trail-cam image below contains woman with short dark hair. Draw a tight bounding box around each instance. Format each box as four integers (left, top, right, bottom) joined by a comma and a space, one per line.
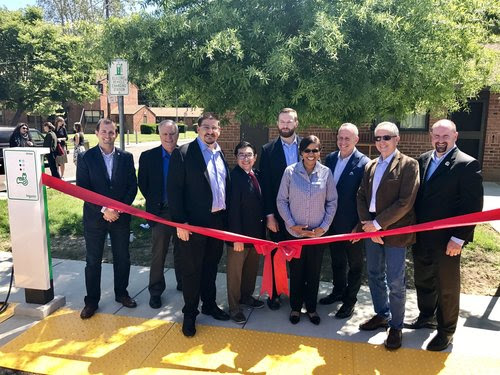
43, 122, 60, 178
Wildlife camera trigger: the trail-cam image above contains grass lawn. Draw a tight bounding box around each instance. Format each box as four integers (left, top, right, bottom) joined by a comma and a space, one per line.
83, 131, 197, 148
0, 189, 498, 296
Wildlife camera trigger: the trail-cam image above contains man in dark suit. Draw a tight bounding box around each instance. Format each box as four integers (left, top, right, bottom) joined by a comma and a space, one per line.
320, 123, 369, 319
259, 107, 302, 310
407, 119, 483, 351
77, 118, 138, 319
168, 112, 231, 337
138, 120, 182, 309
357, 122, 419, 350
226, 141, 266, 324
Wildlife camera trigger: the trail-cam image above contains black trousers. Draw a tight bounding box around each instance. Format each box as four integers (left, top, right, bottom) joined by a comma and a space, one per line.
83, 216, 131, 308
412, 241, 461, 335
149, 207, 181, 297
180, 212, 225, 318
328, 240, 364, 306
289, 238, 325, 313
46, 153, 60, 179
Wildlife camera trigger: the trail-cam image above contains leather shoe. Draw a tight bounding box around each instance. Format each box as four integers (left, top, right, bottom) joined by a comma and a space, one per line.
149, 296, 161, 309
182, 316, 196, 337
289, 311, 300, 324
115, 296, 137, 308
335, 303, 355, 319
404, 315, 437, 329
319, 293, 343, 305
201, 305, 230, 321
80, 305, 97, 319
307, 312, 321, 325
267, 297, 281, 310
359, 315, 389, 331
426, 332, 453, 351
384, 328, 402, 350
230, 311, 247, 324
240, 297, 265, 309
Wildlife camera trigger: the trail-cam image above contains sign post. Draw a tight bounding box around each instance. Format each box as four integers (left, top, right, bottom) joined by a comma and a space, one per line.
108, 59, 129, 150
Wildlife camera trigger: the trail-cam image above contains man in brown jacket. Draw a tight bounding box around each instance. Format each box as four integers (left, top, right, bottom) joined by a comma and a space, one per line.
356, 121, 419, 350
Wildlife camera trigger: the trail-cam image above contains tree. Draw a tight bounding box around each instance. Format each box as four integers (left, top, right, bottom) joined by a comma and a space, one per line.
0, 7, 99, 125
103, 0, 495, 126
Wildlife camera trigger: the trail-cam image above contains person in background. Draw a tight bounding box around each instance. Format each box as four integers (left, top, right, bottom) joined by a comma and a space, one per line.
54, 116, 68, 179
73, 122, 86, 165
226, 141, 266, 324
320, 123, 369, 319
277, 135, 337, 326
9, 123, 34, 147
42, 122, 60, 179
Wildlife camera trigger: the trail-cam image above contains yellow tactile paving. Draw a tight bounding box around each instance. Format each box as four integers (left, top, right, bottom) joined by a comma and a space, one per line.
0, 303, 16, 324
0, 308, 499, 374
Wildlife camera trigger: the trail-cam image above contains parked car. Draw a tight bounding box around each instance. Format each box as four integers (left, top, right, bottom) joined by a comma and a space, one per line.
0, 127, 46, 174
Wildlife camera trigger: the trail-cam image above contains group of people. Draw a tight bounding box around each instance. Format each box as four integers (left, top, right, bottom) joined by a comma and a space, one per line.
74, 108, 483, 354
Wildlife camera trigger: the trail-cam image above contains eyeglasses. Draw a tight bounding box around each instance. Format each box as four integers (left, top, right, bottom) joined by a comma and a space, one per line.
303, 148, 320, 154
237, 153, 254, 160
374, 135, 397, 142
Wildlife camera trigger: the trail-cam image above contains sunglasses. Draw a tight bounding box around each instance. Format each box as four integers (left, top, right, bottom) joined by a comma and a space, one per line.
374, 135, 397, 142
303, 148, 320, 154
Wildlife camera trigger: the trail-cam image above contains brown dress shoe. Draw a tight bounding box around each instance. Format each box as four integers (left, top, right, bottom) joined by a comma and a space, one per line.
384, 328, 402, 350
115, 296, 137, 308
80, 305, 97, 319
359, 315, 389, 331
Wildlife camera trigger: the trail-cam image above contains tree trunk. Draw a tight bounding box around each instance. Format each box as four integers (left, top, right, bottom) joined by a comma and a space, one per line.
10, 108, 24, 126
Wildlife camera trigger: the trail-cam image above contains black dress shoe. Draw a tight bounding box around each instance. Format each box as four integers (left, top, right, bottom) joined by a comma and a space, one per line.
182, 316, 196, 337
426, 332, 453, 351
319, 293, 343, 305
307, 312, 321, 325
335, 303, 355, 319
384, 328, 402, 350
267, 297, 281, 310
359, 315, 389, 331
289, 311, 300, 324
149, 296, 161, 309
115, 296, 137, 308
201, 305, 230, 321
240, 297, 265, 309
404, 315, 437, 329
80, 305, 97, 319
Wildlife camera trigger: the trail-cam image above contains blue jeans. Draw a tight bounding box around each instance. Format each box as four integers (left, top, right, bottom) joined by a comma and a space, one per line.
364, 239, 406, 329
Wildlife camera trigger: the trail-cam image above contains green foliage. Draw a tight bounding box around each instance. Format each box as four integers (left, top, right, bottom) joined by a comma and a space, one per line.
107, 0, 495, 126
0, 7, 99, 124
140, 123, 158, 134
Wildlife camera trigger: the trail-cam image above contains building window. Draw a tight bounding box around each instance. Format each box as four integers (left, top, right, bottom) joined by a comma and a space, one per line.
399, 113, 428, 130
84, 110, 103, 124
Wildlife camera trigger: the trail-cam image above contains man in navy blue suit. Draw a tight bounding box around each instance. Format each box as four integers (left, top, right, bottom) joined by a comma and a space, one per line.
320, 123, 369, 319
77, 118, 138, 319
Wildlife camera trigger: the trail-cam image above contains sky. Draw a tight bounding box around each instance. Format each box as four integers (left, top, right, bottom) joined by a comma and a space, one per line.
0, 0, 36, 10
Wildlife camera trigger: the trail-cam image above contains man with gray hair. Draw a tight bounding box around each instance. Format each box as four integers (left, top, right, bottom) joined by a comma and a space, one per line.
138, 120, 182, 309
356, 121, 419, 350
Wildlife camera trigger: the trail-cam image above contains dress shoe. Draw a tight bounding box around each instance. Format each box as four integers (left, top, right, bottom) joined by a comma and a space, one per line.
80, 305, 97, 319
289, 311, 300, 324
335, 303, 355, 319
201, 305, 230, 321
384, 328, 402, 350
240, 297, 265, 309
267, 297, 281, 310
426, 332, 453, 351
319, 293, 343, 305
230, 311, 247, 324
307, 312, 321, 325
149, 296, 162, 309
115, 296, 137, 308
404, 315, 437, 329
359, 315, 389, 331
182, 316, 196, 337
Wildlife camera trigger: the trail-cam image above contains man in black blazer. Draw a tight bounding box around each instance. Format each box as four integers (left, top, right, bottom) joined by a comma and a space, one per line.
77, 119, 138, 319
138, 120, 182, 309
259, 108, 302, 310
320, 123, 369, 319
408, 119, 483, 351
168, 112, 231, 337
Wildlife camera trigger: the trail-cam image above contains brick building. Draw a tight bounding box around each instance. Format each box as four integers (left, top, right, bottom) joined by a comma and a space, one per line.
150, 107, 203, 127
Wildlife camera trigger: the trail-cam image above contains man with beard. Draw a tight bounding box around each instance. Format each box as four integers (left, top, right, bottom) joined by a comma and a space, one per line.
168, 112, 231, 337
406, 119, 483, 351
259, 108, 302, 310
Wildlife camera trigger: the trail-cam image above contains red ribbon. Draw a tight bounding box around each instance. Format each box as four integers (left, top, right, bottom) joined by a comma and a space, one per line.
41, 173, 500, 297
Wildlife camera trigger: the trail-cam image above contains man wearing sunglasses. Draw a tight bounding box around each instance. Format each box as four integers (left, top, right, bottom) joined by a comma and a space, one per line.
356, 121, 420, 350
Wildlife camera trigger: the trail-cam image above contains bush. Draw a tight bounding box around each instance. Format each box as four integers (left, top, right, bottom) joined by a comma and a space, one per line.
140, 123, 157, 134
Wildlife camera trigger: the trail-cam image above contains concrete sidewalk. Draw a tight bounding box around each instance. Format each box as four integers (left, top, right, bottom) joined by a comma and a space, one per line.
1, 251, 498, 359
